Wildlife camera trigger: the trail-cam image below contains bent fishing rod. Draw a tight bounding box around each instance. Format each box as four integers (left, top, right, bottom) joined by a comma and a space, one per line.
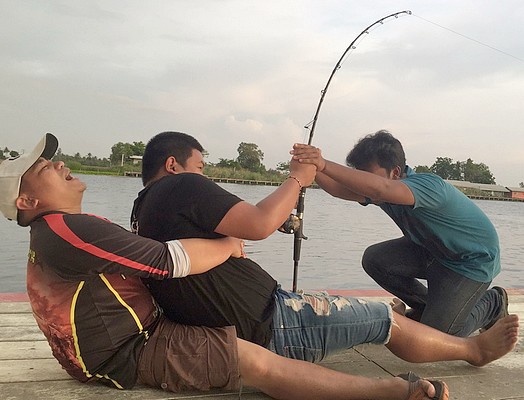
285, 10, 412, 292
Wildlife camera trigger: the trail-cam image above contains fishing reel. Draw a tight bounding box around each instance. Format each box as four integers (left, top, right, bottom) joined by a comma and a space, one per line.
278, 214, 301, 234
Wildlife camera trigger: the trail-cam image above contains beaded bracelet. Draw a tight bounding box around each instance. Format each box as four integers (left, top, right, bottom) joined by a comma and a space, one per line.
287, 175, 302, 189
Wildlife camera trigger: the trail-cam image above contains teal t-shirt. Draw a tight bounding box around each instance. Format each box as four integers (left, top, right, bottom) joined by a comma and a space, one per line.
379, 168, 500, 282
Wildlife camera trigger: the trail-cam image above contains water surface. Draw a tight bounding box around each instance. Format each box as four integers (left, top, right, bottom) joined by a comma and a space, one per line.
1, 174, 522, 292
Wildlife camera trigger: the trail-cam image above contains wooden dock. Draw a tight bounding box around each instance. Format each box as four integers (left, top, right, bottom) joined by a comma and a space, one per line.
1, 290, 523, 399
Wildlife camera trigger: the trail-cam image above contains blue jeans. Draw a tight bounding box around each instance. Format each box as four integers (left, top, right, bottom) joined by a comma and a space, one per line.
267, 287, 392, 362
362, 236, 504, 337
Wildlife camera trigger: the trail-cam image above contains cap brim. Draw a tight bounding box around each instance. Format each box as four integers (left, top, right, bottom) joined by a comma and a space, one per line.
0, 133, 59, 221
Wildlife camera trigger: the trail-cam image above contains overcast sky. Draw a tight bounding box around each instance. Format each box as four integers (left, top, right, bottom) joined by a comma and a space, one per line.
1, 0, 523, 186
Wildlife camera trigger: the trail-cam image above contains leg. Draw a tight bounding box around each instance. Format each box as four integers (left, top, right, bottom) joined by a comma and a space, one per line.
362, 237, 429, 315
386, 310, 519, 366
269, 288, 391, 362
238, 338, 441, 400
270, 288, 518, 367
140, 316, 443, 399
422, 261, 492, 336
137, 317, 241, 391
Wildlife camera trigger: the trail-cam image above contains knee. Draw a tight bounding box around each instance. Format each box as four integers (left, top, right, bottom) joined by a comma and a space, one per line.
237, 339, 273, 386
362, 244, 382, 276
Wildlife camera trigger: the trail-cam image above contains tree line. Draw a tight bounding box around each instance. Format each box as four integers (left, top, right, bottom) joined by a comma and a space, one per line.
414, 157, 497, 185
2, 142, 523, 187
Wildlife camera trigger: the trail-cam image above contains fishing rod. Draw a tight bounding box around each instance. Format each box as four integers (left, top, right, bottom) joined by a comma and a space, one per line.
289, 10, 412, 292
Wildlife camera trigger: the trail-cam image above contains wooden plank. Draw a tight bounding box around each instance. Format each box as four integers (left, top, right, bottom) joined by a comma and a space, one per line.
0, 340, 51, 360
0, 313, 38, 327
0, 379, 266, 400
0, 302, 32, 313
0, 325, 45, 341
0, 358, 67, 382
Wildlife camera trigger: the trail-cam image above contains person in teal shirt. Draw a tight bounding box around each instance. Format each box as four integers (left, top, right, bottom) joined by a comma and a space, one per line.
291, 130, 507, 337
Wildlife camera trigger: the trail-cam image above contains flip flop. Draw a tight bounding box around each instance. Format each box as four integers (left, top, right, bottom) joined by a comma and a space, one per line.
390, 298, 407, 315
398, 371, 449, 400
482, 286, 509, 331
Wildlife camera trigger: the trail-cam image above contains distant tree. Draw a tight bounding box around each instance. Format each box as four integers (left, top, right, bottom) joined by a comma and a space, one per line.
236, 142, 265, 172
519, 181, 523, 188
461, 158, 495, 184
414, 165, 431, 173
110, 142, 134, 165
67, 161, 82, 171
276, 161, 290, 174
426, 156, 496, 184
9, 150, 19, 158
430, 157, 461, 180
130, 141, 145, 157
216, 158, 240, 169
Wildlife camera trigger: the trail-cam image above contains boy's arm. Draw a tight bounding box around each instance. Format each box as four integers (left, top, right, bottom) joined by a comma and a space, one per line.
40, 213, 243, 280
214, 160, 317, 240
177, 236, 244, 275
291, 144, 414, 205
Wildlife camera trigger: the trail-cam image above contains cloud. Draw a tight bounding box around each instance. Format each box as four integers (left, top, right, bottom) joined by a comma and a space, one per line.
1, 0, 523, 185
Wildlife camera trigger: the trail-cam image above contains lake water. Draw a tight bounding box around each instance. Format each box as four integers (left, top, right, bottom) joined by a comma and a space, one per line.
1, 174, 523, 293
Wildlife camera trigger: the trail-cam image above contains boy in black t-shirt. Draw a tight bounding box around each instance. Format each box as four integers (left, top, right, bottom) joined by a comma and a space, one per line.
132, 131, 518, 370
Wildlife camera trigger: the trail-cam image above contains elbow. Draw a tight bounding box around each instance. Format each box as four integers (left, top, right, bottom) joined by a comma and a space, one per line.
365, 183, 392, 203
244, 226, 274, 241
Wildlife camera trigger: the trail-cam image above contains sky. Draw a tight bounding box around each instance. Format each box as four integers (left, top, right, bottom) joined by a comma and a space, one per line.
1, 0, 523, 186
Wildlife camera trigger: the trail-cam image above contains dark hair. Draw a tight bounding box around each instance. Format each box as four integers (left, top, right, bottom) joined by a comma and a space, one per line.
345, 130, 406, 173
141, 131, 204, 185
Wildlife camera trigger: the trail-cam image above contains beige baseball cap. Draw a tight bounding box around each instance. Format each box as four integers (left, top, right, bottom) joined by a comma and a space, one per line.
0, 133, 58, 221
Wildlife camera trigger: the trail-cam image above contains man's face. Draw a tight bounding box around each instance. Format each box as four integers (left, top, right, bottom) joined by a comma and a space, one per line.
362, 162, 400, 180
20, 158, 86, 210
177, 149, 205, 175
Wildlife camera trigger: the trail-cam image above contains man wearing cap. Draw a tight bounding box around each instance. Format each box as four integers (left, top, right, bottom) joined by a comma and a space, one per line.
0, 132, 473, 400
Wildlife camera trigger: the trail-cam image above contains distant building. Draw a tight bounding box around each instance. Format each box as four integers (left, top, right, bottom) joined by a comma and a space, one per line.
446, 180, 510, 199
506, 186, 524, 200
129, 155, 143, 165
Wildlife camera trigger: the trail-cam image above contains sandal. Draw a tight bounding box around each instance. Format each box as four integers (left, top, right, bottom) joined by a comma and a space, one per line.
398, 371, 449, 400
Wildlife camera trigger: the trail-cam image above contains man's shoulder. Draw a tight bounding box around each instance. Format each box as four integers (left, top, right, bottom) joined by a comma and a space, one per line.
156, 173, 212, 189
403, 171, 447, 191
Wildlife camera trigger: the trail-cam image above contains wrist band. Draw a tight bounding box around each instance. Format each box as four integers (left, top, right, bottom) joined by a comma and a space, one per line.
287, 175, 302, 189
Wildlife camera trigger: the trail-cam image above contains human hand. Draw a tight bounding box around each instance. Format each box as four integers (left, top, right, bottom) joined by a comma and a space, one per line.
289, 158, 316, 187
290, 143, 327, 172
226, 237, 246, 258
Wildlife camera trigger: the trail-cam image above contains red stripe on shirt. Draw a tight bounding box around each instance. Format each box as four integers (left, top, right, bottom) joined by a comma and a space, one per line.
43, 214, 170, 277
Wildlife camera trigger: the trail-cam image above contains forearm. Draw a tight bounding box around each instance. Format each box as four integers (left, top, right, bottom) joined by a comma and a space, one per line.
321, 160, 386, 201
252, 176, 304, 236
178, 237, 233, 275
315, 167, 365, 202
215, 165, 316, 240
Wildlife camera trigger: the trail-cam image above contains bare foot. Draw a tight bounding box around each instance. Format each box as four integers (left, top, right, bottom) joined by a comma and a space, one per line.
469, 314, 519, 367
391, 298, 407, 315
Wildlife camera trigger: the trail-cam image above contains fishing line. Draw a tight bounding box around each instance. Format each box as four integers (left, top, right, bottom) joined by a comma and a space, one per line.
291, 10, 521, 292
411, 13, 524, 63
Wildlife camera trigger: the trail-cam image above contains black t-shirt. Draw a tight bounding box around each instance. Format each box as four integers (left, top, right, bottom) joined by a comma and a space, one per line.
132, 173, 277, 347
